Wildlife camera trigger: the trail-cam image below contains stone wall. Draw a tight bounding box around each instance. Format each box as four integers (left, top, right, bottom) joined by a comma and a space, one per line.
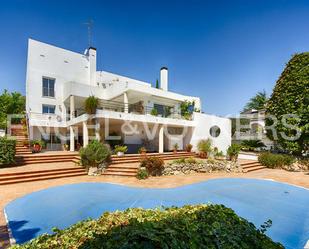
163, 159, 242, 176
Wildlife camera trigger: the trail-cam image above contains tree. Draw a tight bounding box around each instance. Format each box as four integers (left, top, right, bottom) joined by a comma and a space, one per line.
243, 90, 268, 112
155, 79, 159, 89
0, 90, 25, 129
266, 53, 309, 155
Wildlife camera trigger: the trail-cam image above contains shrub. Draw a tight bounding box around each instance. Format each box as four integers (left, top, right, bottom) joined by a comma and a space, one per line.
185, 157, 197, 164
197, 139, 212, 154
138, 146, 147, 154
173, 157, 186, 164
114, 145, 128, 153
227, 144, 242, 161
173, 143, 179, 151
11, 204, 283, 249
140, 156, 164, 176
258, 152, 295, 169
136, 168, 148, 179
185, 143, 193, 152
0, 137, 16, 165
150, 108, 158, 116
241, 140, 266, 151
79, 140, 111, 168
84, 95, 99, 114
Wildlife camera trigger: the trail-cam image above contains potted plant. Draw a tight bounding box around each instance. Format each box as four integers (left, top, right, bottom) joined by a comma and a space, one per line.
173, 143, 179, 154
138, 146, 147, 155
150, 108, 158, 116
63, 143, 69, 151
185, 143, 193, 152
227, 144, 242, 161
84, 95, 99, 115
197, 139, 212, 159
114, 145, 128, 157
31, 140, 44, 153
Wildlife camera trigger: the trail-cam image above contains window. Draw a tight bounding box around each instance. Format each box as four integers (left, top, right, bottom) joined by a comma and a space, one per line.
209, 125, 221, 138
42, 77, 55, 97
42, 105, 55, 114
153, 104, 172, 117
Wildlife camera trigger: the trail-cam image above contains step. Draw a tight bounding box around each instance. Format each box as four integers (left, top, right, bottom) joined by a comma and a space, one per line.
102, 171, 137, 177
0, 172, 87, 185
17, 153, 78, 159
105, 168, 138, 173
0, 167, 84, 177
243, 166, 267, 173
107, 165, 140, 170
15, 158, 75, 165
111, 155, 195, 164
242, 163, 263, 169
0, 168, 85, 181
15, 155, 77, 161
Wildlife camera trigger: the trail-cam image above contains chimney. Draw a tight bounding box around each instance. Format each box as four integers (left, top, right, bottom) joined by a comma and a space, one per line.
88, 47, 97, 86
160, 67, 168, 91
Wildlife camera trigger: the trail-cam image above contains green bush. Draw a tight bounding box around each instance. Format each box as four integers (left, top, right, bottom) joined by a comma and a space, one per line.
136, 168, 148, 179
11, 204, 283, 249
258, 152, 295, 168
79, 140, 111, 168
114, 145, 128, 153
227, 144, 242, 161
241, 140, 266, 151
84, 95, 99, 114
0, 137, 16, 165
140, 156, 164, 176
197, 139, 212, 154
150, 108, 158, 116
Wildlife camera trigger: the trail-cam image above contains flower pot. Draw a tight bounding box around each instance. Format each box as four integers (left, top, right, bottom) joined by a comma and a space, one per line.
117, 151, 124, 157
199, 152, 208, 159
173, 150, 177, 154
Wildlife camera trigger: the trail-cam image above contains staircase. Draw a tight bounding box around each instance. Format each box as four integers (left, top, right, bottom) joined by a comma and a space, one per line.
15, 152, 79, 165
11, 125, 32, 155
102, 152, 196, 177
240, 160, 267, 173
0, 166, 87, 185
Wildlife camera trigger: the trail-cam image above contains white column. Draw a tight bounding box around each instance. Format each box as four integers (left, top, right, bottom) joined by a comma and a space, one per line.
95, 119, 100, 141
70, 95, 75, 120
70, 126, 75, 151
124, 92, 129, 113
83, 121, 88, 147
159, 125, 164, 153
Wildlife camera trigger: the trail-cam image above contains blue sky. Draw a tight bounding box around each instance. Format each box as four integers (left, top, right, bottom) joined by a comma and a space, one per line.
0, 0, 309, 116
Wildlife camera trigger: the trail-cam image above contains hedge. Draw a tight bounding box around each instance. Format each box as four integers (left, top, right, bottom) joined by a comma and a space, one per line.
0, 137, 16, 165
258, 152, 294, 168
12, 204, 283, 249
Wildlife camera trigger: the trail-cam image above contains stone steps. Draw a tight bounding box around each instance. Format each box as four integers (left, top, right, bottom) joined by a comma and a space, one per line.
240, 160, 267, 173
0, 167, 87, 185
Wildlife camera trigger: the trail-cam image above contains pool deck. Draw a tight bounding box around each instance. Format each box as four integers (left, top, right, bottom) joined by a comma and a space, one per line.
0, 162, 308, 248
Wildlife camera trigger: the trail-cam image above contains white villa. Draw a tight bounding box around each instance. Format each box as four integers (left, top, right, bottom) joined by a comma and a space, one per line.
26, 39, 231, 153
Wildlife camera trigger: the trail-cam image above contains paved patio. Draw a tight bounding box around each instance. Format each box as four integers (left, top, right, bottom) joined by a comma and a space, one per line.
0, 162, 308, 248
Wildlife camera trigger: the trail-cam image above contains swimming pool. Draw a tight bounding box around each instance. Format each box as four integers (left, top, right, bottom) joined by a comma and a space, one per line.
5, 178, 309, 249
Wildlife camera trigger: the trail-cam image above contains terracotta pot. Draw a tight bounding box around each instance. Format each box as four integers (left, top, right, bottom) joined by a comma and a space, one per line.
199, 152, 208, 159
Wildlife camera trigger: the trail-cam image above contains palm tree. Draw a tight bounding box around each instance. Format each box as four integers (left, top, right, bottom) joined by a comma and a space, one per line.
243, 90, 268, 112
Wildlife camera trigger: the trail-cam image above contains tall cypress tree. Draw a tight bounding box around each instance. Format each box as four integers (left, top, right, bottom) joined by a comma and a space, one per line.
266, 53, 309, 154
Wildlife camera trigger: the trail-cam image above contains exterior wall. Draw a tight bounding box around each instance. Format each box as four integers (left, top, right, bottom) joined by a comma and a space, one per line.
26, 39, 90, 116
190, 112, 231, 154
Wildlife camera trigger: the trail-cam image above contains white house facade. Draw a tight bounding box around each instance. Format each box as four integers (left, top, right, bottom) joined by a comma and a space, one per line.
26, 39, 231, 153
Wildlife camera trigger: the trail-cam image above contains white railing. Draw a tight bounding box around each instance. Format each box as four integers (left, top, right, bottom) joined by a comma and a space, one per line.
28, 112, 66, 127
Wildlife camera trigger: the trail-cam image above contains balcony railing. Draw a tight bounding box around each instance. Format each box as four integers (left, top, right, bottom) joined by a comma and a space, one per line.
96, 100, 188, 120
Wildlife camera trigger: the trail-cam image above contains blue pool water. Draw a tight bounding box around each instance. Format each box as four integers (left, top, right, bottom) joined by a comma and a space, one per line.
5, 178, 309, 248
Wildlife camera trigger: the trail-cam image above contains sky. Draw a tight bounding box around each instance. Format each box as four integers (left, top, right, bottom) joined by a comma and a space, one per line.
0, 0, 309, 116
